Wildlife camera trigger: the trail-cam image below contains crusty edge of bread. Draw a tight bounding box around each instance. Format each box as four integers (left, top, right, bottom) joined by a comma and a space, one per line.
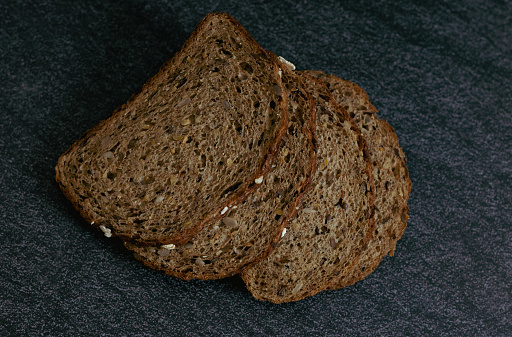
55, 12, 288, 246
305, 70, 379, 114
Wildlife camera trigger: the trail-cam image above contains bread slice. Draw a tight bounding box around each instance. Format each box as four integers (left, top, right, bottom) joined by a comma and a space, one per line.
304, 70, 411, 289
55, 13, 288, 246
241, 72, 375, 303
124, 57, 316, 280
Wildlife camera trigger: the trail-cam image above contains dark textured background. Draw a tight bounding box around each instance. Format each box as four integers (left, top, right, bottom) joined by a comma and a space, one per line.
1, 0, 511, 336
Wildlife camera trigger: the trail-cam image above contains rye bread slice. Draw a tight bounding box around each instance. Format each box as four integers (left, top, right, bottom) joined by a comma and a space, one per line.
55, 13, 288, 246
241, 72, 375, 303
124, 58, 316, 280
304, 70, 411, 289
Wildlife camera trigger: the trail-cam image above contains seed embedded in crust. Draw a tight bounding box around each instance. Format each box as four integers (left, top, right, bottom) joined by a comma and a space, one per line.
99, 225, 112, 238
277, 56, 296, 71
281, 228, 287, 237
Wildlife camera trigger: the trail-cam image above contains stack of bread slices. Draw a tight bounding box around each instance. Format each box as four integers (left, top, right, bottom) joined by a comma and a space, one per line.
56, 12, 411, 303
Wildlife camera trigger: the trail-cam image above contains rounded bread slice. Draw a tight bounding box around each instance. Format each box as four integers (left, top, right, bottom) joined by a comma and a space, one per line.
304, 70, 411, 289
125, 56, 316, 280
241, 72, 375, 303
55, 13, 288, 246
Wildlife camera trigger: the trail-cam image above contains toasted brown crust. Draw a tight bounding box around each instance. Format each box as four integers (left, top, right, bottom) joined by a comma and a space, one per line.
125, 59, 317, 280
55, 13, 288, 246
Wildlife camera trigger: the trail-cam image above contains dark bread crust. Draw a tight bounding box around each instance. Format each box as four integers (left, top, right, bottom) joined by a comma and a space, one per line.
241, 72, 375, 303
55, 13, 288, 246
304, 71, 411, 290
125, 59, 317, 280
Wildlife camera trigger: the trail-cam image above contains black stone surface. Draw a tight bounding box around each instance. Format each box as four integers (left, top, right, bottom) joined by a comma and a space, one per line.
1, 1, 511, 336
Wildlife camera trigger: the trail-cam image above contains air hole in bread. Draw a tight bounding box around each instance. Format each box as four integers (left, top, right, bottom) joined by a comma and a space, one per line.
127, 139, 137, 149
176, 77, 187, 88
239, 62, 253, 73
220, 49, 232, 56
319, 94, 330, 102
221, 182, 242, 196
234, 120, 242, 133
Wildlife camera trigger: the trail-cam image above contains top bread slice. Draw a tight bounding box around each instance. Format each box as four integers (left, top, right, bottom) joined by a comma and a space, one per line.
241, 72, 375, 303
124, 56, 316, 280
304, 70, 411, 290
55, 13, 288, 246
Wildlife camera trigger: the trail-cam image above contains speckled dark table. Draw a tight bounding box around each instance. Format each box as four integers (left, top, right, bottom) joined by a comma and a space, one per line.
1, 1, 511, 336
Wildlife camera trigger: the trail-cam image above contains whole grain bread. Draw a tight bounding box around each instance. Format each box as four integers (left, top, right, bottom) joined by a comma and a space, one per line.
304, 70, 411, 289
124, 57, 317, 280
55, 13, 288, 246
241, 72, 375, 303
